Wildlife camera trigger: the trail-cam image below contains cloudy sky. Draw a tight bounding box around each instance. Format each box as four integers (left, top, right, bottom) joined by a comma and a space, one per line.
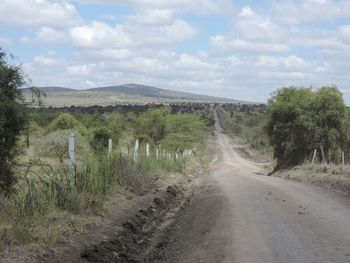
1, 0, 350, 103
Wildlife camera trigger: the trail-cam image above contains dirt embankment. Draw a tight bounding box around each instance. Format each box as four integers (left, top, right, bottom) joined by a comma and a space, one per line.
80, 185, 186, 263
272, 166, 350, 197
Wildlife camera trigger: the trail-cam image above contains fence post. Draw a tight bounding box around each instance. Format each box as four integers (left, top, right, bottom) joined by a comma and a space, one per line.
320, 146, 326, 165
146, 143, 150, 157
156, 147, 159, 159
312, 149, 317, 165
68, 133, 76, 186
108, 138, 113, 155
134, 139, 139, 161
342, 151, 345, 171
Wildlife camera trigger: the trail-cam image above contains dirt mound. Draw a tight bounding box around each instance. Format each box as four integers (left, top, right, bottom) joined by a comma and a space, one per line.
80, 185, 183, 262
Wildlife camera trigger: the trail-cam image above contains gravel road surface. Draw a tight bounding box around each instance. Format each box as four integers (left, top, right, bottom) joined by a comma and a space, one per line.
156, 111, 350, 263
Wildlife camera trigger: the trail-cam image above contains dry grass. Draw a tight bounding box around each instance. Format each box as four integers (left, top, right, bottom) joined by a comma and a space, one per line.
274, 163, 350, 195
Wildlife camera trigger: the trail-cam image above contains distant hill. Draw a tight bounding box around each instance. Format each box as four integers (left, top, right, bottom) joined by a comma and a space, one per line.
22, 83, 240, 106
87, 84, 224, 100
22, 86, 77, 93
27, 84, 226, 100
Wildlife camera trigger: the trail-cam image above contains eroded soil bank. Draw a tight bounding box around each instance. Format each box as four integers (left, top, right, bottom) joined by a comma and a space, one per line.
79, 185, 186, 263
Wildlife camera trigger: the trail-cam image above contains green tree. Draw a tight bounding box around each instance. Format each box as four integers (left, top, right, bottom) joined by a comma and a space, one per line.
267, 86, 346, 168
134, 109, 168, 143
311, 87, 346, 161
0, 48, 28, 193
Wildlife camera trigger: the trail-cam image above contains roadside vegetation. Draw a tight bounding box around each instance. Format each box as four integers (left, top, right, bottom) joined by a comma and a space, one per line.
0, 49, 212, 252
219, 86, 350, 195
217, 103, 271, 158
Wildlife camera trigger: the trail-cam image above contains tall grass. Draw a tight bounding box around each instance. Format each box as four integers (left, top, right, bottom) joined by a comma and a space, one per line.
0, 152, 158, 248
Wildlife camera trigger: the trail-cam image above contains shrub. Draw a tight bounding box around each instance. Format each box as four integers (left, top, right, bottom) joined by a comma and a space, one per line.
47, 113, 87, 135
90, 127, 112, 153
0, 48, 28, 194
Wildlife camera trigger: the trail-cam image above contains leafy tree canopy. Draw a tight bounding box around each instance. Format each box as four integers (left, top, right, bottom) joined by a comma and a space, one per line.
267, 86, 346, 168
0, 48, 27, 193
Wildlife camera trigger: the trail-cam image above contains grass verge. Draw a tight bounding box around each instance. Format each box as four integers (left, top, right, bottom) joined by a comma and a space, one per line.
273, 164, 350, 196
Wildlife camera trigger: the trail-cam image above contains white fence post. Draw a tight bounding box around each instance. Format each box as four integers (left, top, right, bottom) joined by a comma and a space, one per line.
108, 138, 113, 155
312, 149, 317, 165
68, 133, 76, 186
342, 151, 345, 171
156, 147, 159, 159
146, 143, 150, 157
134, 139, 139, 161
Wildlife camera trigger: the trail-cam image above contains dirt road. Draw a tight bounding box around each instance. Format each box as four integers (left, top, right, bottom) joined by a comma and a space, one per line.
155, 111, 350, 263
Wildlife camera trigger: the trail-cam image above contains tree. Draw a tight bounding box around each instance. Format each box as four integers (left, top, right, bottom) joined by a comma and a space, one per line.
311, 87, 346, 161
266, 86, 346, 168
134, 109, 168, 143
0, 48, 27, 193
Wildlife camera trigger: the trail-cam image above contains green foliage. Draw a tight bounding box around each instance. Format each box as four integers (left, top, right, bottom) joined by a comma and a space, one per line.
0, 48, 27, 193
90, 127, 112, 153
135, 108, 168, 143
29, 111, 60, 127
106, 113, 124, 143
162, 113, 208, 152
47, 113, 87, 135
219, 109, 270, 156
267, 86, 346, 168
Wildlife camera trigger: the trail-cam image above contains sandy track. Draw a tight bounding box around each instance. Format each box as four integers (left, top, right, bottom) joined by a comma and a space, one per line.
155, 111, 350, 263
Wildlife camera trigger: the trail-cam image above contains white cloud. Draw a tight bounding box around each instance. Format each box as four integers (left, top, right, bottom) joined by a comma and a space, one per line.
69, 21, 131, 49
78, 48, 132, 60
33, 51, 63, 66
239, 6, 254, 17
69, 18, 196, 49
67, 64, 96, 77
338, 25, 350, 43
271, 0, 350, 24
211, 37, 290, 53
0, 0, 82, 27
174, 54, 217, 71
79, 0, 235, 14
21, 27, 67, 44
128, 8, 174, 26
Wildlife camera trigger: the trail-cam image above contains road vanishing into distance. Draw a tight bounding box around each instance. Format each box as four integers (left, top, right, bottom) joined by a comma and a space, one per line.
157, 111, 350, 263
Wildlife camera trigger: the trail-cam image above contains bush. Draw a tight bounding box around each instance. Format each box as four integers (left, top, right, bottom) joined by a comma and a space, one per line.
0, 48, 28, 194
90, 127, 112, 153
47, 113, 87, 135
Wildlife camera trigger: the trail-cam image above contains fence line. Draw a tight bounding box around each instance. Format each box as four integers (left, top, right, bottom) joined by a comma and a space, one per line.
67, 135, 196, 177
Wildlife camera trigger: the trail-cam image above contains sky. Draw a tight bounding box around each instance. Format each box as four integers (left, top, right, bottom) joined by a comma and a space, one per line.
1, 0, 350, 103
